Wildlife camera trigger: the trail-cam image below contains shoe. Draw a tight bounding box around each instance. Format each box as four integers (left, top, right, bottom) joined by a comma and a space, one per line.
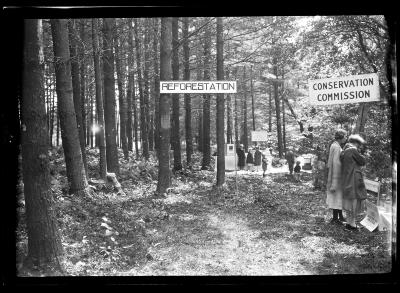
345, 224, 359, 231
338, 218, 347, 225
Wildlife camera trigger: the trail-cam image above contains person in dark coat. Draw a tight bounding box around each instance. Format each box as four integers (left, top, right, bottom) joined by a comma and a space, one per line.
262, 154, 268, 177
340, 134, 367, 231
294, 161, 301, 181
236, 144, 246, 170
254, 147, 262, 172
246, 149, 254, 172
285, 149, 295, 175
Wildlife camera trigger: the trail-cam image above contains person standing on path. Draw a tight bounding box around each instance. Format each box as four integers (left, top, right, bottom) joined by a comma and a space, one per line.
285, 149, 295, 175
236, 144, 246, 170
340, 134, 367, 231
262, 154, 268, 177
254, 147, 262, 172
246, 149, 254, 172
326, 129, 347, 225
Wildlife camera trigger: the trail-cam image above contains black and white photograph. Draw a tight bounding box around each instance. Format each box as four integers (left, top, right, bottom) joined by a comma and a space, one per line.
3, 4, 397, 285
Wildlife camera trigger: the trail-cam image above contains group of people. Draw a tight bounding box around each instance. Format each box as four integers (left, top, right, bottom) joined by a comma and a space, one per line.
236, 145, 269, 177
326, 129, 368, 231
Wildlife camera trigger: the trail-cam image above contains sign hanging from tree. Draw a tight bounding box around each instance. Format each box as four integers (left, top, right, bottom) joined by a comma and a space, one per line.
308, 73, 380, 106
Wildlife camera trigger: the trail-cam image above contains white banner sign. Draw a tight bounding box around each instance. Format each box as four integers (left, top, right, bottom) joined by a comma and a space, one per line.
251, 131, 269, 142
160, 81, 237, 93
308, 73, 380, 106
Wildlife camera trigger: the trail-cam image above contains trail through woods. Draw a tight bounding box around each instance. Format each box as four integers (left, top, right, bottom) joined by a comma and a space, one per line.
16, 149, 392, 276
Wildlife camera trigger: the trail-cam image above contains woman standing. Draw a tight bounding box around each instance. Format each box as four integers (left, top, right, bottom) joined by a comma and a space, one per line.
326, 129, 347, 224
236, 144, 246, 170
340, 134, 367, 231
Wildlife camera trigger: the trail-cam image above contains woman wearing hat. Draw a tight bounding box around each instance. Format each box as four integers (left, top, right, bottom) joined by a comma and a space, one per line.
326, 129, 347, 224
340, 134, 367, 231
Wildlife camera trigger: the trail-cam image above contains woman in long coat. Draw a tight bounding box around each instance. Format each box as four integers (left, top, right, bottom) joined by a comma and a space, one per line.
326, 129, 347, 224
236, 144, 246, 170
340, 134, 367, 231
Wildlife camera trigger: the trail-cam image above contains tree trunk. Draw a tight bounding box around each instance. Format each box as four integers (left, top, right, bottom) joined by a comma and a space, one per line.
92, 19, 107, 179
273, 63, 283, 158
250, 65, 256, 132
201, 19, 211, 170
21, 19, 64, 274
354, 103, 370, 135
157, 17, 172, 195
144, 19, 153, 152
127, 19, 139, 159
134, 19, 149, 160
114, 22, 129, 161
68, 20, 88, 177
242, 67, 249, 152
196, 41, 203, 153
234, 68, 239, 147
172, 17, 182, 171
152, 18, 160, 155
102, 18, 119, 175
216, 17, 225, 186
79, 20, 87, 149
281, 74, 286, 153
51, 19, 89, 194
50, 75, 55, 147
226, 69, 233, 144
183, 17, 193, 167
268, 84, 272, 133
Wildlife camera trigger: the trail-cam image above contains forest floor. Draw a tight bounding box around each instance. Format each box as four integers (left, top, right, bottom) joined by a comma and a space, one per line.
16, 148, 392, 276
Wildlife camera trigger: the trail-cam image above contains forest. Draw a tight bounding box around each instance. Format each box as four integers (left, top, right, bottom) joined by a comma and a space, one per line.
10, 14, 397, 278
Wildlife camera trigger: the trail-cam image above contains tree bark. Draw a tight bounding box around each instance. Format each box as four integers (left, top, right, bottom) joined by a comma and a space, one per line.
157, 17, 172, 195
250, 65, 256, 132
134, 18, 149, 160
268, 84, 272, 132
144, 19, 153, 152
68, 19, 88, 177
127, 19, 139, 159
183, 17, 193, 166
102, 18, 119, 175
226, 69, 233, 144
152, 18, 160, 155
234, 68, 239, 147
196, 40, 203, 153
201, 19, 211, 170
273, 62, 283, 158
172, 17, 182, 171
79, 20, 87, 149
281, 75, 286, 153
92, 19, 107, 179
21, 19, 64, 274
242, 67, 249, 152
51, 19, 89, 194
114, 21, 129, 161
216, 17, 225, 186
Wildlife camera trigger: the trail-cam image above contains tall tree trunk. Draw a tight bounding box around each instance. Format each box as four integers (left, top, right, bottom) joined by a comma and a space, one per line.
144, 19, 153, 152
216, 17, 225, 186
56, 108, 60, 146
90, 88, 94, 148
354, 103, 370, 134
21, 19, 64, 273
201, 19, 211, 170
172, 17, 182, 171
114, 22, 129, 161
242, 67, 248, 152
127, 19, 139, 159
183, 17, 193, 167
152, 18, 160, 155
226, 69, 233, 144
250, 65, 256, 132
268, 84, 272, 132
196, 41, 203, 153
102, 18, 119, 175
234, 68, 239, 147
68, 19, 88, 177
134, 19, 149, 160
273, 62, 283, 158
50, 75, 55, 147
92, 18, 107, 179
282, 83, 286, 154
157, 17, 172, 195
79, 20, 87, 149
51, 19, 89, 193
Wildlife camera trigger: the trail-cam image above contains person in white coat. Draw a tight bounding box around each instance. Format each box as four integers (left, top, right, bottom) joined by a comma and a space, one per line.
326, 129, 347, 224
